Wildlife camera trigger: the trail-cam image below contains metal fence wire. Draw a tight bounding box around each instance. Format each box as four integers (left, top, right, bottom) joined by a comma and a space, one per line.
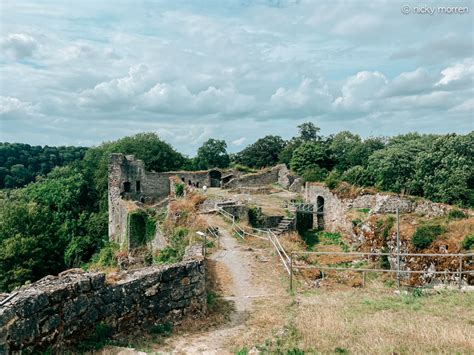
215, 206, 473, 291
289, 251, 474, 291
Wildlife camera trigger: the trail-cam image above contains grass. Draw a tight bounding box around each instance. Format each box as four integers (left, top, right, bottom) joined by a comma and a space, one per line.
232, 283, 474, 354
289, 288, 474, 354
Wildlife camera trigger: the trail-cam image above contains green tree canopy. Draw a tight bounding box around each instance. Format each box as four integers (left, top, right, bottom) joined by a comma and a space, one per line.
233, 135, 286, 168
290, 141, 332, 175
195, 138, 230, 169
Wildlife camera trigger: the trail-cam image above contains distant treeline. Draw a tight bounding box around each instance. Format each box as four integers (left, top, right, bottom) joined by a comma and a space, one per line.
0, 127, 472, 292
0, 143, 88, 188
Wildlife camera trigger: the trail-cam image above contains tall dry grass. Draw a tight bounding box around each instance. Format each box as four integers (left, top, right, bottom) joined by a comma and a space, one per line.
294, 289, 474, 353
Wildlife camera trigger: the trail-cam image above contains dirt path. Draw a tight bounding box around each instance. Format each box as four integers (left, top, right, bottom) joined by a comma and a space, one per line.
161, 215, 280, 354
101, 215, 289, 354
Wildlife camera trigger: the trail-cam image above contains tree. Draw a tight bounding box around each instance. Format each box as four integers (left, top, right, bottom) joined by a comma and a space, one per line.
195, 139, 230, 169
413, 133, 474, 207
0, 166, 105, 291
290, 142, 332, 175
366, 134, 434, 194
297, 122, 321, 142
82, 132, 189, 210
329, 131, 362, 172
233, 135, 286, 168
279, 122, 322, 166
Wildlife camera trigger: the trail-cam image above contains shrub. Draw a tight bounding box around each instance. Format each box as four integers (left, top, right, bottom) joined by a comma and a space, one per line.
88, 242, 120, 269
75, 323, 113, 351
324, 170, 340, 189
341, 165, 370, 186
248, 206, 263, 227
301, 167, 328, 182
149, 322, 172, 335
462, 235, 474, 250
411, 224, 444, 250
232, 164, 256, 173
175, 183, 184, 197
380, 247, 391, 269
447, 209, 467, 220
154, 227, 189, 264
154, 246, 180, 264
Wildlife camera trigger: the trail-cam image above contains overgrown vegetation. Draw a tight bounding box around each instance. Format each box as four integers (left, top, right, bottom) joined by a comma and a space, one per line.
74, 323, 113, 352
1, 125, 472, 291
0, 143, 87, 189
154, 227, 189, 264
412, 224, 444, 250
175, 183, 184, 197
448, 209, 467, 220
248, 206, 264, 228
462, 235, 474, 250
128, 210, 156, 248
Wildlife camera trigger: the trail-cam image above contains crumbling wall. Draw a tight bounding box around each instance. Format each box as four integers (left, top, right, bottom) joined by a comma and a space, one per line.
0, 245, 206, 353
108, 154, 219, 246
223, 165, 291, 189
304, 183, 473, 233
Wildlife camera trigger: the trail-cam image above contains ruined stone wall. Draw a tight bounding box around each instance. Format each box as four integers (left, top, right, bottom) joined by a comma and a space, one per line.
108, 154, 215, 245
304, 183, 473, 233
223, 165, 281, 189
0, 245, 206, 353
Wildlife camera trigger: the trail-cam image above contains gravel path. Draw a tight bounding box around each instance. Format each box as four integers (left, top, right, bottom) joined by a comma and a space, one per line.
163, 217, 270, 354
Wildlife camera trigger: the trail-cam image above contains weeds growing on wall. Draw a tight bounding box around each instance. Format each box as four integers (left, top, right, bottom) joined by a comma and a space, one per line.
154, 227, 189, 264
412, 224, 444, 250
86, 242, 120, 270
462, 235, 474, 250
248, 206, 264, 228
175, 183, 184, 197
75, 323, 113, 352
447, 209, 467, 220
128, 210, 156, 248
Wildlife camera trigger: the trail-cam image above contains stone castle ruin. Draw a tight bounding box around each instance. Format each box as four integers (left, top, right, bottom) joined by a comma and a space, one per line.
108, 153, 302, 250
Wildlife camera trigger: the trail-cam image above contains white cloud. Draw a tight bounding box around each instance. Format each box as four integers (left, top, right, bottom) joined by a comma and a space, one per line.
333, 71, 387, 112
381, 68, 435, 97
0, 96, 36, 120
0, 33, 38, 60
436, 59, 474, 87
270, 78, 333, 114
450, 98, 474, 113
232, 137, 246, 146
79, 64, 149, 108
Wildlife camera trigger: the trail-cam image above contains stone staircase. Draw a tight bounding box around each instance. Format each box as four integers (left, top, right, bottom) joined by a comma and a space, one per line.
273, 217, 295, 236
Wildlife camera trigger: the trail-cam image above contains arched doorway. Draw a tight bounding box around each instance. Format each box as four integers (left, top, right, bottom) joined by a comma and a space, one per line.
316, 195, 325, 229
209, 170, 222, 187
123, 181, 131, 193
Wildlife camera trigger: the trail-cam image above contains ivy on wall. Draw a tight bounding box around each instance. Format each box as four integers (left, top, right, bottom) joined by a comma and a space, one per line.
128, 210, 156, 249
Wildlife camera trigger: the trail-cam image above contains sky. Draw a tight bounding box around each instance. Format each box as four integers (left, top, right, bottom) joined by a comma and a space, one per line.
0, 0, 473, 155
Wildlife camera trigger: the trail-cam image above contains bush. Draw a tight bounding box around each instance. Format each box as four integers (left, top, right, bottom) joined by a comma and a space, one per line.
88, 242, 120, 269
341, 165, 370, 186
462, 235, 474, 250
301, 167, 329, 182
175, 183, 184, 197
75, 323, 113, 351
232, 164, 256, 173
380, 247, 391, 269
154, 227, 189, 264
411, 224, 444, 250
248, 206, 263, 228
149, 322, 172, 335
324, 170, 340, 189
447, 209, 467, 220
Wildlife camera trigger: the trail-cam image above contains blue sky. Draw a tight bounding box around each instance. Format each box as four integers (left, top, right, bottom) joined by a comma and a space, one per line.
0, 0, 473, 155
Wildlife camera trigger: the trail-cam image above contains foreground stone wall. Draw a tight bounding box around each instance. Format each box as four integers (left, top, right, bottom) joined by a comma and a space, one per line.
0, 245, 206, 353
